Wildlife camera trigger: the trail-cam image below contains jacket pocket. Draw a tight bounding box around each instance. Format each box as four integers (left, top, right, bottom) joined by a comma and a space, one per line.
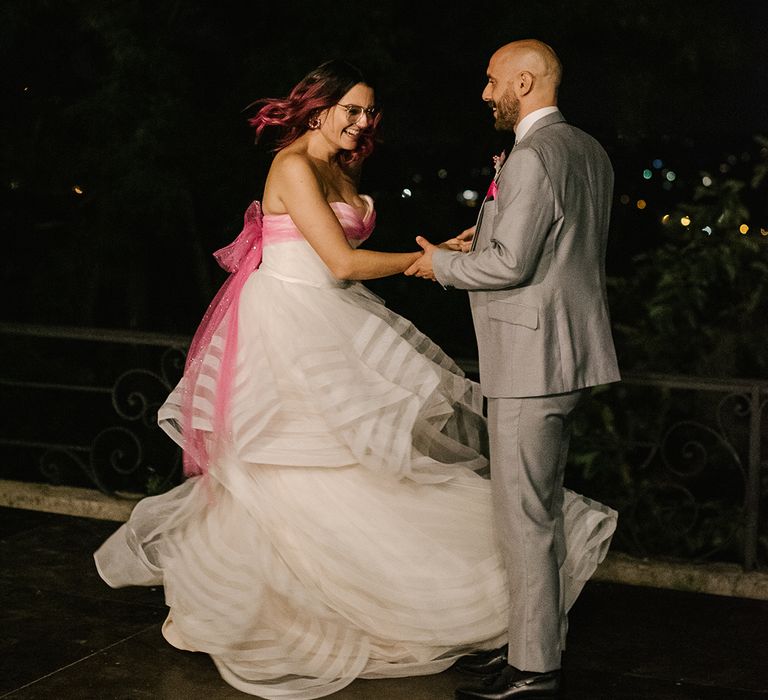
487, 300, 539, 329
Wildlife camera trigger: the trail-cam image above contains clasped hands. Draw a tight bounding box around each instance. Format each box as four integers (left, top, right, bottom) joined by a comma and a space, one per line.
404, 226, 475, 281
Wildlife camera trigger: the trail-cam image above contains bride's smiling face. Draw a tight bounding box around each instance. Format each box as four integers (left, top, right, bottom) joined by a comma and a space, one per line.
320, 82, 376, 150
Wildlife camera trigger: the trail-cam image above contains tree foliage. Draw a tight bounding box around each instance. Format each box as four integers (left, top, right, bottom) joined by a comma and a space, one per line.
610, 136, 768, 378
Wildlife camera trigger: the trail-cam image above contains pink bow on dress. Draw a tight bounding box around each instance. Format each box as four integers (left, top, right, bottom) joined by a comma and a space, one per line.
212, 200, 264, 272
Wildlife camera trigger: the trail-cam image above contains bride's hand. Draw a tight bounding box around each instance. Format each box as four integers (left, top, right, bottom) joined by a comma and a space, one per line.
438, 226, 475, 253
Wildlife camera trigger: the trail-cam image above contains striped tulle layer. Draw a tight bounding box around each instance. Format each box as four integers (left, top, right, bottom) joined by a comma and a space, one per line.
95, 268, 617, 699
159, 273, 489, 483
95, 465, 614, 699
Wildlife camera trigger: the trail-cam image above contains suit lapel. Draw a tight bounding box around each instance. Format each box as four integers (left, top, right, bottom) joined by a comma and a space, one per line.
471, 150, 508, 251
470, 111, 566, 253
470, 200, 487, 251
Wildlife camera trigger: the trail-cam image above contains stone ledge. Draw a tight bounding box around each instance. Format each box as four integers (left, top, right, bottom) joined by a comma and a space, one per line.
0, 479, 138, 522
593, 551, 768, 601
2, 479, 767, 601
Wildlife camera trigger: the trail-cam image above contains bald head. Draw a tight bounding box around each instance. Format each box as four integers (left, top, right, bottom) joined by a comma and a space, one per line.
481, 39, 561, 131
494, 39, 562, 96
487, 40, 561, 114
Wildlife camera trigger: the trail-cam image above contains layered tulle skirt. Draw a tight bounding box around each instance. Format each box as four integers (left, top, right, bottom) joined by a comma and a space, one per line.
95, 268, 617, 699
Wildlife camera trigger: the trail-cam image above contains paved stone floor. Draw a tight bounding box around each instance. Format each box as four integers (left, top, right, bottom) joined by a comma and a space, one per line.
1, 505, 767, 699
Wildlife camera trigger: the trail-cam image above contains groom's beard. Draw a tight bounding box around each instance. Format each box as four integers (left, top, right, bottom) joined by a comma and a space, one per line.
491, 89, 520, 132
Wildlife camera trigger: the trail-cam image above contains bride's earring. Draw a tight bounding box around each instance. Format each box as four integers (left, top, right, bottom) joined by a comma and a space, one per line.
308, 116, 321, 130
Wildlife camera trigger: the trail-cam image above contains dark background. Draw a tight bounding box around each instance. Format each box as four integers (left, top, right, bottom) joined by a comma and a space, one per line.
3, 0, 767, 360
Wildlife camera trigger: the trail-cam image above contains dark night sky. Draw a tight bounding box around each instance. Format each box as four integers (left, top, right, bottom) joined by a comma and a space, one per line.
2, 0, 767, 357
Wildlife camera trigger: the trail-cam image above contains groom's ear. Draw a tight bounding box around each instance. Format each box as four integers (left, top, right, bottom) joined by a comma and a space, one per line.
518, 71, 534, 96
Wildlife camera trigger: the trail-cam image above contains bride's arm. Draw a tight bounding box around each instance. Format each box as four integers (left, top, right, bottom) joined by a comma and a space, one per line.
275, 154, 421, 281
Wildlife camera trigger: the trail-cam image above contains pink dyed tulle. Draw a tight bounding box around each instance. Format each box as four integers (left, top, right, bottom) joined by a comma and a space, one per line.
181, 201, 264, 477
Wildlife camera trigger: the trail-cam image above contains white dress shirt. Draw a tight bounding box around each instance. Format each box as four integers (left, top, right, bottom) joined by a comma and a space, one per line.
514, 105, 560, 144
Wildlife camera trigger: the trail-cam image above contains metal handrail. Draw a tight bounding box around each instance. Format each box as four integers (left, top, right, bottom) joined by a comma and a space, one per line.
0, 321, 189, 348
1, 322, 765, 568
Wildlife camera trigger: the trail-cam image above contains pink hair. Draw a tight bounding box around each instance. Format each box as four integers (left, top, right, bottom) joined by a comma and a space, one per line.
247, 60, 380, 164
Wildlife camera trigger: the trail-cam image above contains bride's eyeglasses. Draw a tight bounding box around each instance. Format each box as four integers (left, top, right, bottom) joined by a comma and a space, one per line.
337, 104, 380, 123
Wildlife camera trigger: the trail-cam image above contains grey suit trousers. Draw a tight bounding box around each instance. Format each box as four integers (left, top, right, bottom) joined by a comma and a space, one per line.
487, 389, 584, 672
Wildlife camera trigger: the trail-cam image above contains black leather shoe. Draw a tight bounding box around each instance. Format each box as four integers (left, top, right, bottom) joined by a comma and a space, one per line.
453, 645, 509, 676
455, 664, 561, 699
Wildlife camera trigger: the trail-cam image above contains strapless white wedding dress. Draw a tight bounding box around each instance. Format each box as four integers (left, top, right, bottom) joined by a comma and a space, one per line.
95, 196, 617, 699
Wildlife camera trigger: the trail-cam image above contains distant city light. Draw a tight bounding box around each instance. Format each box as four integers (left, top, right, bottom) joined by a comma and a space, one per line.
437, 169, 448, 179
619, 194, 630, 205
412, 173, 423, 183
739, 224, 749, 234
661, 214, 670, 224
642, 169, 652, 180
23, 86, 29, 92
652, 159, 663, 169
719, 163, 730, 173
702, 176, 713, 187
72, 185, 84, 195
680, 216, 691, 226
761, 228, 768, 237
665, 171, 676, 181
636, 199, 647, 210
702, 226, 712, 235
461, 189, 479, 202
9, 180, 20, 190
401, 188, 412, 198
727, 154, 737, 165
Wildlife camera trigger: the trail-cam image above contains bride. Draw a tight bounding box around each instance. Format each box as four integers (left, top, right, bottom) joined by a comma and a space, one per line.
94, 59, 616, 700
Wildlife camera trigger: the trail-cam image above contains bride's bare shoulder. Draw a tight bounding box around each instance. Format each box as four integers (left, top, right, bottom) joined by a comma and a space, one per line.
263, 149, 325, 213
269, 148, 321, 185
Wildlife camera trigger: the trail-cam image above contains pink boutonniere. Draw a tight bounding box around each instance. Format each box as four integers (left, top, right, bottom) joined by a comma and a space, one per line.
486, 150, 507, 199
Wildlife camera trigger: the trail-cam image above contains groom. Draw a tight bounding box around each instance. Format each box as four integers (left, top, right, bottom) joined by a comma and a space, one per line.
406, 39, 620, 698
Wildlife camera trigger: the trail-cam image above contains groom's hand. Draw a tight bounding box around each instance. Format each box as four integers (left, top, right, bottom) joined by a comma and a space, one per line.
404, 236, 437, 280
438, 226, 475, 253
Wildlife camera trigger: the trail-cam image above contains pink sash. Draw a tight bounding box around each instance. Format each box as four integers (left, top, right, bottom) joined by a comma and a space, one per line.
181, 201, 264, 477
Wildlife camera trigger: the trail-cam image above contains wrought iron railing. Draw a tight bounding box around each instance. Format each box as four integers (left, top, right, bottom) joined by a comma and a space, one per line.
0, 323, 765, 569
0, 323, 187, 498
607, 373, 766, 571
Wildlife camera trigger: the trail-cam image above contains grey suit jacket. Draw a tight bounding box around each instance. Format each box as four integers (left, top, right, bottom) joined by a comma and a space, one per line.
433, 111, 620, 398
